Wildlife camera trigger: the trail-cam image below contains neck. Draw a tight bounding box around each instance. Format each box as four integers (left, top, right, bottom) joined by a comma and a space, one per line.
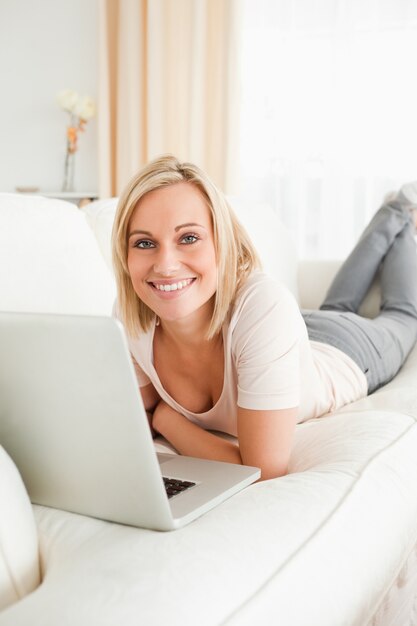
157, 303, 217, 350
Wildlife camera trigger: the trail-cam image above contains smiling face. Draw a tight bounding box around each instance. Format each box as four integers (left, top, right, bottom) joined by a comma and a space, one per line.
127, 182, 218, 326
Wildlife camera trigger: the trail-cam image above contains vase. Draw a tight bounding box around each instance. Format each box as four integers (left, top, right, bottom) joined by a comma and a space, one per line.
61, 150, 75, 192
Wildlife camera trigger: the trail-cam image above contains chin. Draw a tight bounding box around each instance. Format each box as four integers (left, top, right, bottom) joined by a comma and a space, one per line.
158, 308, 196, 323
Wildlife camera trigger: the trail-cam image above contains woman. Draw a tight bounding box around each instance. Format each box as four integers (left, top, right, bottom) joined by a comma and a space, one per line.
112, 155, 417, 480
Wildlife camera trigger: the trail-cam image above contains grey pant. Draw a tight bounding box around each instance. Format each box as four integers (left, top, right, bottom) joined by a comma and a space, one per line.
302, 198, 417, 393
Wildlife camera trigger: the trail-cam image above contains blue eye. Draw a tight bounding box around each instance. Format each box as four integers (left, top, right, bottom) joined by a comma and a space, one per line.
181, 234, 199, 244
135, 240, 155, 249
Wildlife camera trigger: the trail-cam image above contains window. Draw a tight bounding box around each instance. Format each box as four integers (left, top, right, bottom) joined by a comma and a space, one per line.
239, 0, 417, 258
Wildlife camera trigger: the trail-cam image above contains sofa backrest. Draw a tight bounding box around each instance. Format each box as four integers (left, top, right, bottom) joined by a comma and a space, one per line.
81, 196, 300, 298
227, 197, 299, 298
0, 194, 115, 315
0, 193, 382, 319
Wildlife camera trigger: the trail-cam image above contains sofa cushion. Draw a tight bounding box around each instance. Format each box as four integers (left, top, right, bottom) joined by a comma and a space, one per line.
0, 194, 115, 315
82, 197, 119, 272
2, 400, 417, 626
0, 446, 40, 611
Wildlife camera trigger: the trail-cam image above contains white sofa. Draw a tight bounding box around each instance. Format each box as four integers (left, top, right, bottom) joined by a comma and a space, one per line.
1, 193, 417, 626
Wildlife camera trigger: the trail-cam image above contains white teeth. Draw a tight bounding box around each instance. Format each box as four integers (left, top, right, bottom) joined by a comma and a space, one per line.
153, 279, 193, 292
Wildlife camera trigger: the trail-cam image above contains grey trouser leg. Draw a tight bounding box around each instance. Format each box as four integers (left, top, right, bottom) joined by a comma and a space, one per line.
302, 199, 417, 393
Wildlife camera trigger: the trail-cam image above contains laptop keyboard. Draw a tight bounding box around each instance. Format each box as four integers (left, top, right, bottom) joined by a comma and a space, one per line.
163, 476, 196, 499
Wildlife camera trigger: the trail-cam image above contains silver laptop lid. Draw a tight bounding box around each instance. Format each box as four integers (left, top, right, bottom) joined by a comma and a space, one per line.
0, 312, 174, 529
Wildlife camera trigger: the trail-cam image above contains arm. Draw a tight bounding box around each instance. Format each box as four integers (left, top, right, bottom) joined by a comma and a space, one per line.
140, 382, 160, 412
237, 406, 298, 479
139, 382, 160, 437
152, 399, 298, 480
131, 356, 161, 436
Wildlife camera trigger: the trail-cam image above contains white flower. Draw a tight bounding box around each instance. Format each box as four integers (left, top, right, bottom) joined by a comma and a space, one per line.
75, 96, 96, 120
57, 89, 79, 113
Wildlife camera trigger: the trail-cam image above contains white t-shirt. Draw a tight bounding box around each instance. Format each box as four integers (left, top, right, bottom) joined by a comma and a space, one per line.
115, 272, 367, 436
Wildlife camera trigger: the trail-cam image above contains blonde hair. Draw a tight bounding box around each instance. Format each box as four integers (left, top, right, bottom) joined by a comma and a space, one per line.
112, 154, 261, 339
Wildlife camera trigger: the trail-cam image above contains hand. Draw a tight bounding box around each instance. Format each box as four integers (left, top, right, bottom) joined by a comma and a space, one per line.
151, 400, 243, 466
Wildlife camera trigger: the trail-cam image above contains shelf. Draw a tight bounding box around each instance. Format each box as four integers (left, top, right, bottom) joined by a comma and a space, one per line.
16, 190, 99, 207
35, 192, 98, 200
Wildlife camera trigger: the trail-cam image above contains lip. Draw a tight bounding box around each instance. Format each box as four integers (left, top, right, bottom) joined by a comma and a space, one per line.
147, 277, 196, 298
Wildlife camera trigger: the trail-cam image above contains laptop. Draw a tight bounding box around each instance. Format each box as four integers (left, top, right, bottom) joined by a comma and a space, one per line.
0, 312, 260, 531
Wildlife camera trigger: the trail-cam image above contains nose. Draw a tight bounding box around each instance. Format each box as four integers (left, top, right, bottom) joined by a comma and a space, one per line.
153, 244, 181, 276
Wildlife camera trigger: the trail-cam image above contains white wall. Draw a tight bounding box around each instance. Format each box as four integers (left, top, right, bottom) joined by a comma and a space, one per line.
0, 0, 99, 193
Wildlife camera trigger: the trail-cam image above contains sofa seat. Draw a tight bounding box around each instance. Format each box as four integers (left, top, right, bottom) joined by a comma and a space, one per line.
1, 343, 417, 626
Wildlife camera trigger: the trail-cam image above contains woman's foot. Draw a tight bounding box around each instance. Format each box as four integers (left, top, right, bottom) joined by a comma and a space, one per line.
395, 183, 417, 229
410, 207, 417, 230
399, 182, 417, 206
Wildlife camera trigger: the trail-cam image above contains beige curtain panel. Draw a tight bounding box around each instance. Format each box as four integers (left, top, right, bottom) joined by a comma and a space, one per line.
98, 0, 241, 197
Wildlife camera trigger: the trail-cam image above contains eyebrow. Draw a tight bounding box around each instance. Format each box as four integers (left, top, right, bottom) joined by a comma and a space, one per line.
128, 223, 207, 239
175, 222, 206, 232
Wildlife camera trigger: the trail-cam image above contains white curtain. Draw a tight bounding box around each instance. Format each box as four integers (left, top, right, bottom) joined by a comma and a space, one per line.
238, 0, 417, 259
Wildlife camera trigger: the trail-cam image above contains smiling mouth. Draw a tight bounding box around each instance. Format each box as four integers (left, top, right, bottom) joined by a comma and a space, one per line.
148, 278, 196, 292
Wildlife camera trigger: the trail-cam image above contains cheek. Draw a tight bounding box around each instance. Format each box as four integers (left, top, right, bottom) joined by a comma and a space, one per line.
127, 253, 146, 288
126, 254, 132, 275
201, 249, 218, 288
127, 247, 144, 270
126, 255, 136, 280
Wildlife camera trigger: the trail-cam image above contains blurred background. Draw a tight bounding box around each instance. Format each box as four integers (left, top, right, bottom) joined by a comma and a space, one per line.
1, 0, 417, 258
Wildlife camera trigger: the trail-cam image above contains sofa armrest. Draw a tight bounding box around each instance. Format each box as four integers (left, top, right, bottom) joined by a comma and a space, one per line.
297, 259, 381, 318
297, 260, 341, 310
0, 447, 41, 611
